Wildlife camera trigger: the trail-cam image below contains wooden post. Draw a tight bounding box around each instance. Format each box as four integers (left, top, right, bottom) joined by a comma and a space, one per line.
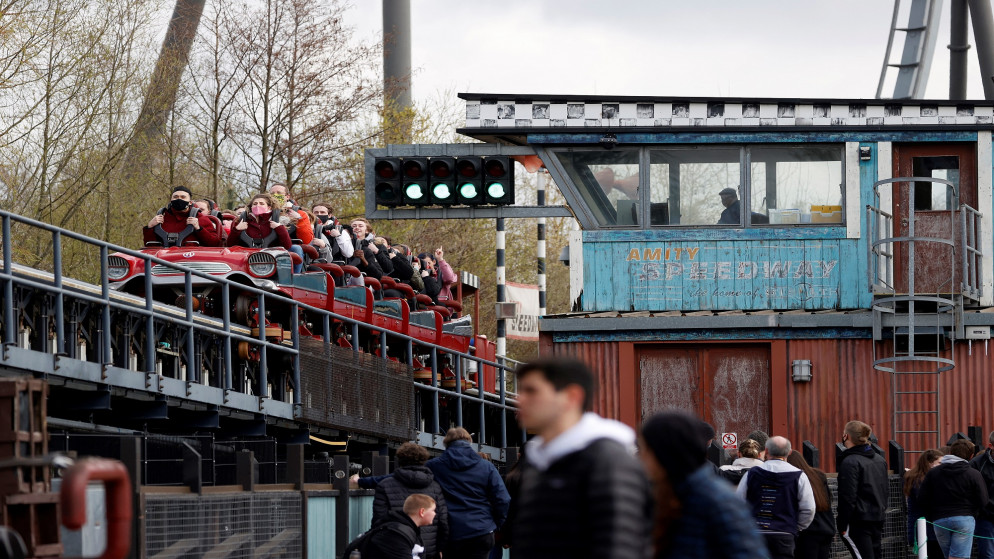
236, 450, 257, 491
333, 454, 350, 553
287, 444, 305, 490
802, 441, 819, 468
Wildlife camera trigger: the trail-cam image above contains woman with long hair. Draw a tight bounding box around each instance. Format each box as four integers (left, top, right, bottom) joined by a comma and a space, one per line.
786, 451, 835, 559
906, 449, 944, 559
227, 193, 298, 271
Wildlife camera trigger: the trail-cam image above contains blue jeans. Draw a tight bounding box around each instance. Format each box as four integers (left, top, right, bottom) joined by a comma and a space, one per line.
976, 518, 994, 559
934, 516, 975, 558
288, 245, 304, 273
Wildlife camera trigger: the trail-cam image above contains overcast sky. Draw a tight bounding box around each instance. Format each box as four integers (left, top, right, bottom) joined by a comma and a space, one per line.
343, 0, 989, 105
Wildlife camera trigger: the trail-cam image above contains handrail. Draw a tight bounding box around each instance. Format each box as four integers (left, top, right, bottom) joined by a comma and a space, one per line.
0, 208, 519, 448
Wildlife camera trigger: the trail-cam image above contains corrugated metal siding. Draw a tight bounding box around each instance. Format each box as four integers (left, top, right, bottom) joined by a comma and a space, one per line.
785, 338, 994, 472
545, 336, 994, 473
549, 341, 622, 420
785, 338, 888, 473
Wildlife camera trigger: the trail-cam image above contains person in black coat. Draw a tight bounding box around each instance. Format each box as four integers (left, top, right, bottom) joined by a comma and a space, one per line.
920, 439, 989, 559
971, 431, 994, 559
510, 357, 652, 559
373, 443, 449, 559
836, 420, 889, 559
362, 494, 436, 559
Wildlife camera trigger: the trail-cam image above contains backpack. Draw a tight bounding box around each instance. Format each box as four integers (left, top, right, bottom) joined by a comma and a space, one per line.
339, 521, 392, 559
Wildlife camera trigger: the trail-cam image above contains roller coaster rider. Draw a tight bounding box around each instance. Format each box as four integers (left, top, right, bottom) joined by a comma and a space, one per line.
227, 193, 300, 272
143, 185, 223, 247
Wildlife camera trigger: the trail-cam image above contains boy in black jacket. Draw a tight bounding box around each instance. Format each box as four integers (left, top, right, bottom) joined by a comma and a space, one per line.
836, 420, 888, 559
361, 494, 436, 559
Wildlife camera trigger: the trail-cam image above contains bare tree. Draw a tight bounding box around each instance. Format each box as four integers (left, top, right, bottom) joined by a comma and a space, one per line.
228, 0, 381, 196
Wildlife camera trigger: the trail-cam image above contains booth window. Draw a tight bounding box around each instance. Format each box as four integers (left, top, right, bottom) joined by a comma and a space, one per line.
548, 144, 845, 229
557, 149, 640, 227
649, 148, 741, 226
749, 146, 844, 225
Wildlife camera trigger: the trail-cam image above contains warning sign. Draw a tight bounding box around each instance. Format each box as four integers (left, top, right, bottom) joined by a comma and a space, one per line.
721, 432, 738, 450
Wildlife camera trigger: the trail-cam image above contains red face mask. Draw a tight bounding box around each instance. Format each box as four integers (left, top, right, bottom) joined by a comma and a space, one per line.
251, 206, 268, 216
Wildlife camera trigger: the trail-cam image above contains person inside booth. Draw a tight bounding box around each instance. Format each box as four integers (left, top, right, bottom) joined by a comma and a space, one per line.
718, 187, 769, 225
143, 186, 222, 247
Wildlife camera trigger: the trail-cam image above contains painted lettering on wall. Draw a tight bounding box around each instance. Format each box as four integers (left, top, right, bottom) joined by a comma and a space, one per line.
626, 247, 700, 261
613, 241, 846, 311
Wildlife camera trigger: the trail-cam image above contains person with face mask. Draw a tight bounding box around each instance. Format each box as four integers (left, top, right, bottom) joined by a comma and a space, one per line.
143, 186, 222, 247
311, 203, 353, 262
268, 184, 312, 245
227, 193, 292, 252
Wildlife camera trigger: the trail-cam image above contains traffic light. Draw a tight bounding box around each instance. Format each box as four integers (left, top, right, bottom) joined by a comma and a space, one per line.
483, 156, 514, 205
372, 155, 514, 208
401, 157, 429, 206
455, 157, 484, 205
428, 157, 457, 205
374, 158, 401, 207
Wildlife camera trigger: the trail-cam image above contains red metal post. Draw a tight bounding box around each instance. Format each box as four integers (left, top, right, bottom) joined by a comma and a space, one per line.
60, 458, 133, 559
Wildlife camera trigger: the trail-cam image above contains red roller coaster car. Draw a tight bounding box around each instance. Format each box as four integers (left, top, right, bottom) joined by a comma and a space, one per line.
106, 245, 477, 361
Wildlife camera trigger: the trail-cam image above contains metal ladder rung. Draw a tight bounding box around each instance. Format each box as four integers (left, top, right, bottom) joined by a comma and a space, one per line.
894, 26, 927, 32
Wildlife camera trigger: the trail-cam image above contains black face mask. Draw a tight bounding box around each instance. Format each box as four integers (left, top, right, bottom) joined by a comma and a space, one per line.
170, 199, 190, 212
317, 215, 331, 224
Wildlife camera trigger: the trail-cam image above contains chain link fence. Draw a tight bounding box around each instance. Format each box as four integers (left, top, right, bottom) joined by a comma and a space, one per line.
298, 338, 414, 441
144, 491, 302, 559
827, 474, 910, 559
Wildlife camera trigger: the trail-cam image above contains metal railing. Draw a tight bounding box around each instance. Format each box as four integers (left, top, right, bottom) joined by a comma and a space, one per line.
961, 204, 984, 301
0, 209, 520, 450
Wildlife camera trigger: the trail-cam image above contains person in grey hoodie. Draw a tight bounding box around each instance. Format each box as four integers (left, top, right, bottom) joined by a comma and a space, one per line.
425, 427, 510, 559
510, 357, 652, 559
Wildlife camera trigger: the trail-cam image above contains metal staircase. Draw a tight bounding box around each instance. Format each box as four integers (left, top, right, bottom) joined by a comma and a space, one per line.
867, 176, 983, 457
877, 0, 944, 99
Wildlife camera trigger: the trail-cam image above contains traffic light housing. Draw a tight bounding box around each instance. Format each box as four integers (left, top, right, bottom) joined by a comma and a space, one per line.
374, 158, 401, 207
483, 156, 514, 205
401, 157, 429, 206
429, 157, 457, 205
373, 155, 514, 208
455, 157, 484, 205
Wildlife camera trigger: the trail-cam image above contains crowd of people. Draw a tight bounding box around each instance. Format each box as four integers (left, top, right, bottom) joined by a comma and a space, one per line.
142, 184, 459, 306
344, 358, 994, 559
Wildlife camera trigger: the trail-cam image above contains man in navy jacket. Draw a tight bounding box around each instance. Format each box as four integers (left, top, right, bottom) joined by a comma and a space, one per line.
426, 428, 510, 559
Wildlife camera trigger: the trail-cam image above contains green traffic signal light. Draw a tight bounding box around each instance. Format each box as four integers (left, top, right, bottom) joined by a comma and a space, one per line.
459, 183, 478, 199
432, 183, 452, 200
487, 182, 506, 198
405, 183, 425, 200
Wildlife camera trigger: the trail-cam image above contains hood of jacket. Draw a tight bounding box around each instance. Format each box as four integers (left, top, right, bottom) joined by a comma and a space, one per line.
393, 465, 435, 489
841, 444, 878, 460
940, 454, 968, 466
525, 412, 636, 472
436, 441, 482, 472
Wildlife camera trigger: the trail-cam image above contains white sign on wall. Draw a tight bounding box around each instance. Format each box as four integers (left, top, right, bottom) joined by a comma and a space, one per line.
505, 282, 540, 341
